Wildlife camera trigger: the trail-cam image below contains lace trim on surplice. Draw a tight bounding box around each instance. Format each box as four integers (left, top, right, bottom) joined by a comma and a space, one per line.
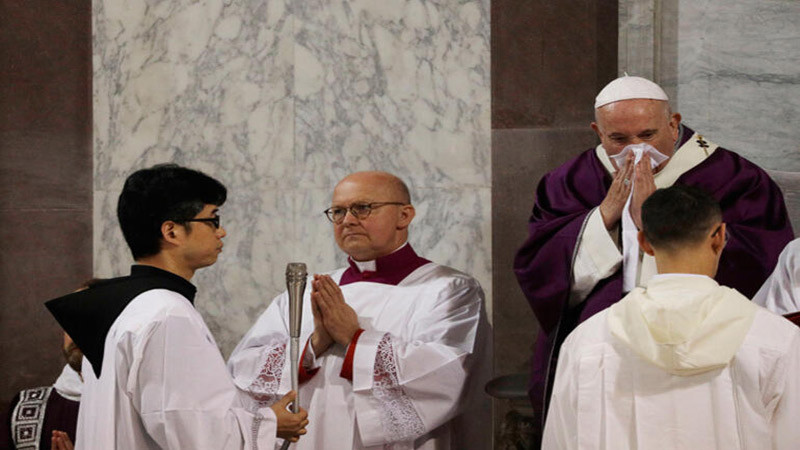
372, 333, 425, 448
247, 339, 287, 406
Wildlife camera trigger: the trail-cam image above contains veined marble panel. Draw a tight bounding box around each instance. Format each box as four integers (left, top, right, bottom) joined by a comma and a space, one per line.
293, 0, 490, 190
94, 0, 491, 355
676, 0, 800, 171
620, 0, 800, 171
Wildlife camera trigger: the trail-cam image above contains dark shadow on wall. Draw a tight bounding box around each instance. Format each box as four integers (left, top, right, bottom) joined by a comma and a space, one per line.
491, 0, 618, 447
0, 0, 92, 417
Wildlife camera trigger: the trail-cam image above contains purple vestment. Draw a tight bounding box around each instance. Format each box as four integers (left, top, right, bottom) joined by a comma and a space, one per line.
514, 125, 794, 429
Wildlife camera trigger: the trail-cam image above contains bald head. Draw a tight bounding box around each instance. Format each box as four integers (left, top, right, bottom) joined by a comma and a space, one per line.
334, 171, 411, 204
330, 171, 415, 261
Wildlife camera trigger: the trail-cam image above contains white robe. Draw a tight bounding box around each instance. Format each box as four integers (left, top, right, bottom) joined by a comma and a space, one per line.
543, 274, 800, 450
76, 288, 278, 450
228, 262, 492, 450
754, 238, 800, 315
53, 364, 82, 402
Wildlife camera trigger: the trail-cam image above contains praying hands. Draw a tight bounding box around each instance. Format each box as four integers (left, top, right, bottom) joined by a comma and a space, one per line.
309, 274, 361, 355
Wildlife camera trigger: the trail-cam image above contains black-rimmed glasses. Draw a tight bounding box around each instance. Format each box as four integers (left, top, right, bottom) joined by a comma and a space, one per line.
183, 216, 221, 229
324, 202, 406, 224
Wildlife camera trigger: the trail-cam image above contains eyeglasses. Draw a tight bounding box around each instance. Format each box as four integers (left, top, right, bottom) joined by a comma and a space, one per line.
323, 202, 406, 224
183, 216, 221, 229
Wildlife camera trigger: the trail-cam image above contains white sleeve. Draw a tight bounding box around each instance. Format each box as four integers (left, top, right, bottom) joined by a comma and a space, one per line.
227, 293, 290, 405
753, 239, 800, 315
541, 337, 579, 450
771, 330, 800, 449
131, 313, 278, 450
570, 208, 623, 306
350, 277, 489, 447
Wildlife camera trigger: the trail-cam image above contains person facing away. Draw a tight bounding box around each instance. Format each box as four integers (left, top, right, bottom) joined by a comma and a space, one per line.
513, 75, 794, 429
227, 171, 492, 450
44, 164, 308, 449
542, 185, 800, 450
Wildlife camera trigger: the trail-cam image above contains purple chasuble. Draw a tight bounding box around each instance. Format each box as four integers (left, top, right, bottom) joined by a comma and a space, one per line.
339, 244, 431, 286
513, 124, 794, 428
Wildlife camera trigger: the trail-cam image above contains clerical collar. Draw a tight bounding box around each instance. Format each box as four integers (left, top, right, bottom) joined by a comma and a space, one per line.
340, 244, 430, 286
45, 264, 198, 378
129, 264, 197, 301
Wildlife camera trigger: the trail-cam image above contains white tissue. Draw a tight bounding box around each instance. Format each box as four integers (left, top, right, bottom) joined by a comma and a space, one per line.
609, 143, 669, 169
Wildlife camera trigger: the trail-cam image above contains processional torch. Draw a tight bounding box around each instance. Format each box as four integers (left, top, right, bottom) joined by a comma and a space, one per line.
280, 262, 307, 450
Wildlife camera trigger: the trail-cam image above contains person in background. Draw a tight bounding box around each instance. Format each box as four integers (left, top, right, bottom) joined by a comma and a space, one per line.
514, 75, 794, 431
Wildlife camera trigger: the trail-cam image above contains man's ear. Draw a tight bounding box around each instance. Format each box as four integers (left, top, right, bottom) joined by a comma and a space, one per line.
161, 221, 184, 246
669, 112, 682, 139
711, 223, 726, 255
591, 121, 601, 139
397, 204, 415, 230
638, 230, 656, 256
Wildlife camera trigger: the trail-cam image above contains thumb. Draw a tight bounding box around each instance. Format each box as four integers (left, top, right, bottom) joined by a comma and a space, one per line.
278, 390, 297, 408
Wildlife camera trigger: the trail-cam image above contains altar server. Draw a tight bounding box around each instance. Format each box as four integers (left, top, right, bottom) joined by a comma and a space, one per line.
45, 164, 308, 449
754, 238, 800, 315
228, 171, 492, 450
543, 185, 800, 450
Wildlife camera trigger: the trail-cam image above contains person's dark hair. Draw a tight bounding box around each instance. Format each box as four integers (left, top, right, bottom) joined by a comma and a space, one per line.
117, 164, 227, 259
641, 184, 722, 250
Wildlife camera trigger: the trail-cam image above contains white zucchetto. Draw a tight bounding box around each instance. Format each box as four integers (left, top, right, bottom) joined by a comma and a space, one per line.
595, 75, 669, 109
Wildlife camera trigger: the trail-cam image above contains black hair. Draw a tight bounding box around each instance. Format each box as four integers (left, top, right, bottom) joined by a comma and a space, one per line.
117, 164, 227, 259
641, 184, 722, 250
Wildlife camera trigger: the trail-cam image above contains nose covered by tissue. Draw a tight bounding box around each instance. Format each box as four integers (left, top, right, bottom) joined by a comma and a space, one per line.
609, 143, 670, 170
613, 143, 670, 293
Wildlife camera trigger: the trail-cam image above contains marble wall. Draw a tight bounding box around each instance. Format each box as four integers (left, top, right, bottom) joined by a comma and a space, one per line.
619, 0, 800, 171
93, 0, 491, 356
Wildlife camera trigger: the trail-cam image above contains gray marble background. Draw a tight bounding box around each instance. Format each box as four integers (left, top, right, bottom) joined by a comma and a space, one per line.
619, 0, 800, 171
93, 0, 491, 356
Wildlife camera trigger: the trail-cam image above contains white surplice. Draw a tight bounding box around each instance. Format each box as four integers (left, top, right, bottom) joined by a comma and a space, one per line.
52, 364, 82, 402
754, 238, 800, 315
543, 274, 800, 450
76, 288, 278, 450
228, 263, 492, 450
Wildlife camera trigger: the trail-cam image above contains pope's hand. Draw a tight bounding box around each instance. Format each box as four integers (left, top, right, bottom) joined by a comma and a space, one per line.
312, 274, 361, 347
599, 152, 634, 229
271, 391, 309, 442
630, 154, 657, 229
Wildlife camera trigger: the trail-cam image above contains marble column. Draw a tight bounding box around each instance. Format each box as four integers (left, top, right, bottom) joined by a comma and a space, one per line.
93, 0, 490, 356
619, 0, 800, 170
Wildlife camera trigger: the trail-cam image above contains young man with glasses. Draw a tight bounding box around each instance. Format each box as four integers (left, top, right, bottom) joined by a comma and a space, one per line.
46, 164, 308, 450
543, 185, 800, 449
228, 171, 492, 450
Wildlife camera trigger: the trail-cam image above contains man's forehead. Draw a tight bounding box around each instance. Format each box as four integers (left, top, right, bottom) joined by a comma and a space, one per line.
332, 176, 394, 202
597, 100, 668, 126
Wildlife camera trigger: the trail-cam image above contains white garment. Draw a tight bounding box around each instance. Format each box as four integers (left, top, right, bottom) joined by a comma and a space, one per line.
53, 364, 82, 402
76, 288, 277, 450
754, 238, 800, 315
610, 143, 669, 292
543, 274, 800, 450
569, 132, 717, 306
228, 263, 492, 450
